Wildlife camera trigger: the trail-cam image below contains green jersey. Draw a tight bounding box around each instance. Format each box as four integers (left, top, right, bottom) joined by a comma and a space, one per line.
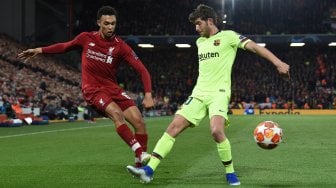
191, 30, 250, 97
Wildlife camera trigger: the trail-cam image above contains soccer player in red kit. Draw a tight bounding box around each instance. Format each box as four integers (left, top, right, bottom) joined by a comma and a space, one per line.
18, 6, 153, 167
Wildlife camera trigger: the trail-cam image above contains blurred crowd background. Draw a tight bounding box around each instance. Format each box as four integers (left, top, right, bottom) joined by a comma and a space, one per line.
73, 0, 334, 36
1, 0, 336, 120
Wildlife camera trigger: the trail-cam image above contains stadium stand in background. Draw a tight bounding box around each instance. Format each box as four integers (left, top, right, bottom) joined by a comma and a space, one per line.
0, 0, 336, 121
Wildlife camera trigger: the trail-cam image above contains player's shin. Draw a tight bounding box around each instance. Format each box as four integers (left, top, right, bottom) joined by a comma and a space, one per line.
134, 133, 149, 167
217, 138, 235, 173
116, 124, 144, 158
147, 132, 175, 170
135, 133, 148, 151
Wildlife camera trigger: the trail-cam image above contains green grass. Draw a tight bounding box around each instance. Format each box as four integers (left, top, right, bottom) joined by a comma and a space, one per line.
0, 115, 336, 187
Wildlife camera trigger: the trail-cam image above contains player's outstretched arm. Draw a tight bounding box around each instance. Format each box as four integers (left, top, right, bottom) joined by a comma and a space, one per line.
18, 48, 42, 60
245, 41, 290, 77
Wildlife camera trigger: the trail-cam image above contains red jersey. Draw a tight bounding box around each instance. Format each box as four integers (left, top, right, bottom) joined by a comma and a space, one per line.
42, 31, 151, 92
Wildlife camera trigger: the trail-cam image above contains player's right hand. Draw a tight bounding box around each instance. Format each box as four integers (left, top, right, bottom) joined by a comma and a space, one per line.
18, 48, 42, 60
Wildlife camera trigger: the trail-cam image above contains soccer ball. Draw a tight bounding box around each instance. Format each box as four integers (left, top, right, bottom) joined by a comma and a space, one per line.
253, 121, 282, 149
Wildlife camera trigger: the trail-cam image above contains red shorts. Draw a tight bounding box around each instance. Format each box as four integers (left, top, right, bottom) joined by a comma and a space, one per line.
82, 86, 135, 114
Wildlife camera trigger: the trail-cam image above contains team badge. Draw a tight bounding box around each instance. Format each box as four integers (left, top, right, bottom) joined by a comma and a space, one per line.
108, 47, 114, 55
214, 39, 220, 46
99, 98, 105, 106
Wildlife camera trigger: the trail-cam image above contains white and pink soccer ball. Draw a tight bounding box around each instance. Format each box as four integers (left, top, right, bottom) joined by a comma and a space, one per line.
253, 121, 283, 149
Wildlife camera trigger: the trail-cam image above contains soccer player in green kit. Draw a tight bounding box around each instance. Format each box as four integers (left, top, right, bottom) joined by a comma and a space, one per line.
127, 4, 290, 186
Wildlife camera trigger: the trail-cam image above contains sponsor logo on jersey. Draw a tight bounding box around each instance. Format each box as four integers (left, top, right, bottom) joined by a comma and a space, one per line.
86, 48, 113, 64
198, 52, 219, 62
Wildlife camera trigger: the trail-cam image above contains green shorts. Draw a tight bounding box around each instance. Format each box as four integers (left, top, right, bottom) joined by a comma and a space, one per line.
176, 94, 230, 127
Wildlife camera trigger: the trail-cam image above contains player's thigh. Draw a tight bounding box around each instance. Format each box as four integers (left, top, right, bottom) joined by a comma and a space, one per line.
208, 95, 230, 126
105, 102, 124, 123
176, 97, 207, 127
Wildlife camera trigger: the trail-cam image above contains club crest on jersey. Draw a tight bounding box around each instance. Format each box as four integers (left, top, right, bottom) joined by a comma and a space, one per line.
108, 47, 114, 56
214, 39, 220, 46
99, 98, 105, 106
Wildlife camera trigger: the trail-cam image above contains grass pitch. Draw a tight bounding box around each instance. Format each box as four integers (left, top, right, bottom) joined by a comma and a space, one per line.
0, 115, 335, 187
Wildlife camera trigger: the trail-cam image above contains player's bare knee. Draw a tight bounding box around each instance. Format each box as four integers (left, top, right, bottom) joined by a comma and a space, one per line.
132, 120, 146, 133
166, 123, 184, 138
210, 128, 225, 142
106, 110, 125, 125
133, 115, 145, 126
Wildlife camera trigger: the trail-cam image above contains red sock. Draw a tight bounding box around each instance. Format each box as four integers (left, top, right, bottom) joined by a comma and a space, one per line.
116, 124, 143, 157
135, 158, 141, 167
135, 133, 148, 152
134, 133, 148, 167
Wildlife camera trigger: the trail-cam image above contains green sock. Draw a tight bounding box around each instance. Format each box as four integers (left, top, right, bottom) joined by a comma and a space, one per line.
148, 132, 175, 170
217, 138, 235, 173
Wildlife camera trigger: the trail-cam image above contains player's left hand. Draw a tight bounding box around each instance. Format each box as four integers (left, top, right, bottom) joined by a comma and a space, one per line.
142, 92, 154, 108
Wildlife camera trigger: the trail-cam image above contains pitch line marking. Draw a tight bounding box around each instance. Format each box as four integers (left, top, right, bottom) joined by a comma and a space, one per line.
0, 124, 112, 139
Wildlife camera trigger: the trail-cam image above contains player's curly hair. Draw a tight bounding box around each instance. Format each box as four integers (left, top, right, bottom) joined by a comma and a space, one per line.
189, 4, 220, 26
97, 6, 117, 20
